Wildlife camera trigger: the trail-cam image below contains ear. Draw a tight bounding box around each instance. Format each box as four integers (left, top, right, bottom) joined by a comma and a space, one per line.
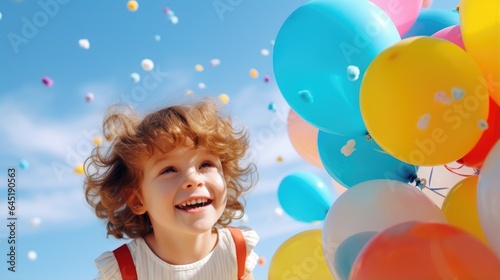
126, 190, 146, 215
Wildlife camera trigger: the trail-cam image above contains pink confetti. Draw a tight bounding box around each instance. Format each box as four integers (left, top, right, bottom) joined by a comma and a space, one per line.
42, 76, 53, 87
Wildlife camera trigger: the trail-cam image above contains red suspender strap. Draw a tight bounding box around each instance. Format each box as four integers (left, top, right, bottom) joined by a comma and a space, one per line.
228, 227, 247, 280
112, 244, 138, 280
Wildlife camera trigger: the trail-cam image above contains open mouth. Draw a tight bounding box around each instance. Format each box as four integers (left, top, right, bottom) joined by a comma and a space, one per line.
175, 198, 213, 210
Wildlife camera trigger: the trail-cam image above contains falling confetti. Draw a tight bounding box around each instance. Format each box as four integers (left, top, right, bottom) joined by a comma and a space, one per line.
92, 136, 102, 147
276, 156, 284, 162
27, 251, 37, 261
141, 59, 154, 71
434, 90, 453, 104
31, 217, 41, 228
164, 7, 178, 24
198, 82, 206, 89
42, 76, 53, 87
194, 64, 204, 72
312, 221, 321, 226
249, 68, 259, 78
268, 102, 277, 112
270, 40, 275, 46
452, 87, 465, 101
417, 113, 431, 130
264, 75, 270, 83
274, 207, 284, 216
154, 34, 161, 41
258, 257, 266, 266
260, 48, 270, 56
78, 38, 90, 49
130, 72, 140, 83
185, 89, 194, 95
19, 159, 29, 169
0, 12, 2, 21
74, 164, 84, 175
478, 119, 489, 131
298, 90, 313, 103
219, 93, 230, 104
85, 92, 94, 103
170, 16, 179, 24
127, 0, 139, 12
341, 139, 356, 156
210, 58, 220, 67
346, 65, 360, 81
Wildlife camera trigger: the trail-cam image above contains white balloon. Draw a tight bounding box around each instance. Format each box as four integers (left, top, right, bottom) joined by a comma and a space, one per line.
322, 179, 447, 280
478, 140, 500, 259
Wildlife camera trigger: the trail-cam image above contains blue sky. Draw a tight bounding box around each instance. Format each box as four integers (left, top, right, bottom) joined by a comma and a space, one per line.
0, 0, 460, 279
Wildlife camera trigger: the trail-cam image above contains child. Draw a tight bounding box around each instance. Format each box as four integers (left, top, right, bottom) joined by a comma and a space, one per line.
84, 98, 259, 279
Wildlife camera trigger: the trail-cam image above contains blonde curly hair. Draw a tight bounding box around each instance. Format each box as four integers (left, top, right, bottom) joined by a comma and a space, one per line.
84, 98, 257, 239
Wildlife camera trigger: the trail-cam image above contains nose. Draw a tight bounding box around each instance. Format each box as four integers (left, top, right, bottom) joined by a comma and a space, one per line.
183, 170, 204, 189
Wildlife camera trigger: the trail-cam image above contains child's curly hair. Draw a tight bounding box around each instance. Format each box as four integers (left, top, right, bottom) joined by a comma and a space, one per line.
84, 98, 257, 239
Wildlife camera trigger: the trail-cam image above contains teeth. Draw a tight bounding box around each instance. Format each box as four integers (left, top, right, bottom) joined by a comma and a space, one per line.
178, 198, 208, 207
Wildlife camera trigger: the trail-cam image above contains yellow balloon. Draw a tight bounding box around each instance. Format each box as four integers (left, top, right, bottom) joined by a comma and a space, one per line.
360, 37, 489, 166
460, 0, 500, 106
269, 229, 334, 280
442, 176, 489, 245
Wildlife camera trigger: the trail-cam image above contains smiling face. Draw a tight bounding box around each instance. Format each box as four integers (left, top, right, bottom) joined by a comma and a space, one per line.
136, 145, 227, 236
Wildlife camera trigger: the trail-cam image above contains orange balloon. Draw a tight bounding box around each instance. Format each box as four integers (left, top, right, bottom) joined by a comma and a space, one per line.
458, 97, 500, 168
287, 109, 323, 168
350, 222, 500, 280
442, 176, 488, 245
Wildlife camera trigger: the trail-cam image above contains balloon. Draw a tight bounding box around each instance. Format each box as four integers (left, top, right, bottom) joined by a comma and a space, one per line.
370, 0, 423, 37
287, 109, 323, 168
350, 221, 500, 280
322, 179, 446, 279
318, 131, 417, 188
460, 0, 500, 106
458, 98, 500, 167
431, 25, 465, 50
278, 171, 334, 223
360, 37, 489, 166
269, 229, 333, 280
273, 0, 400, 135
442, 176, 488, 245
403, 8, 459, 38
334, 231, 377, 280
478, 140, 500, 259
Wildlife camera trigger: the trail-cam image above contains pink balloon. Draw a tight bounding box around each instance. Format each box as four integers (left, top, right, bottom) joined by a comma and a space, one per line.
370, 0, 423, 37
431, 25, 465, 50
287, 109, 323, 168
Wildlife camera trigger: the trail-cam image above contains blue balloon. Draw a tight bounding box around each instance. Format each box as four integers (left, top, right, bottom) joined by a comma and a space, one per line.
318, 131, 417, 188
334, 231, 377, 280
278, 171, 334, 223
273, 0, 401, 135
403, 9, 459, 38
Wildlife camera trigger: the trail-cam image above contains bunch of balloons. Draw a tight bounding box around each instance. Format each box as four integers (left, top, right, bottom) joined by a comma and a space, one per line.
269, 0, 500, 278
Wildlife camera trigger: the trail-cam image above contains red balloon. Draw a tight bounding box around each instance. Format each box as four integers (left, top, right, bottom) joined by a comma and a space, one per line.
350, 221, 500, 280
458, 97, 500, 168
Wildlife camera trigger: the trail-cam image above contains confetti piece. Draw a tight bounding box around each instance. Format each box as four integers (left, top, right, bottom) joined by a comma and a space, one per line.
270, 40, 275, 46
276, 156, 283, 162
170, 16, 179, 24
312, 221, 321, 226
210, 58, 220, 67
478, 119, 489, 131
341, 139, 356, 156
260, 48, 270, 56
264, 75, 270, 83
452, 87, 465, 101
258, 257, 266, 266
0, 12, 2, 21
74, 164, 84, 175
194, 64, 204, 72
346, 65, 360, 81
198, 82, 206, 89
434, 90, 453, 104
249, 68, 259, 78
274, 207, 284, 216
78, 38, 90, 49
417, 113, 431, 130
92, 136, 102, 147
130, 72, 140, 83
141, 59, 154, 71
268, 102, 277, 112
219, 93, 230, 104
19, 159, 29, 169
31, 217, 41, 228
298, 90, 313, 103
42, 76, 53, 87
127, 0, 139, 12
185, 89, 194, 95
27, 251, 37, 261
154, 35, 161, 41
85, 92, 94, 103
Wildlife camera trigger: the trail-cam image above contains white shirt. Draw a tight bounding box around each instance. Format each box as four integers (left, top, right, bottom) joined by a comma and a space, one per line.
94, 226, 259, 280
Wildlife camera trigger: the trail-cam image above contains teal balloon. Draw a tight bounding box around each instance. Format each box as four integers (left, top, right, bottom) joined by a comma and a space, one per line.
273, 0, 400, 135
318, 131, 417, 188
278, 171, 334, 223
403, 8, 459, 38
334, 231, 377, 280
